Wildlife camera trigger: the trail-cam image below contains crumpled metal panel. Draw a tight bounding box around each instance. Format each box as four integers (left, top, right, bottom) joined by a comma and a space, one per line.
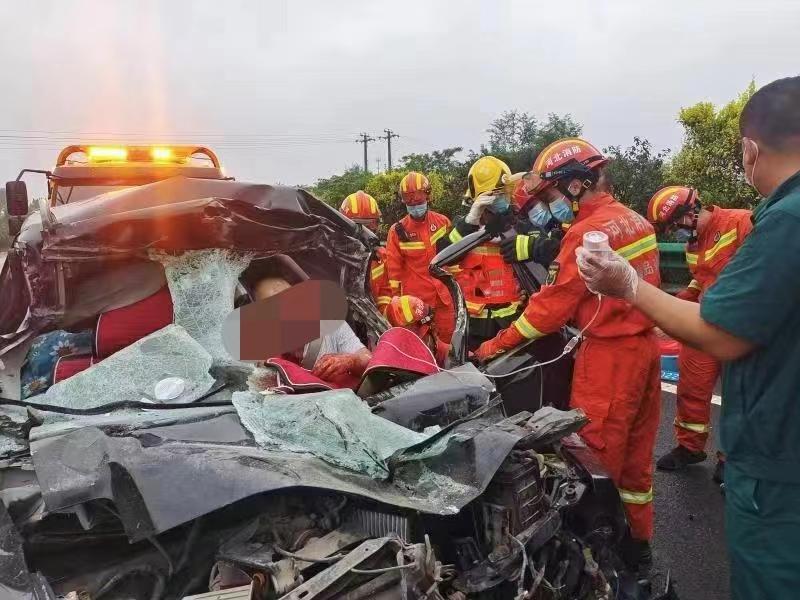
30, 400, 522, 542
0, 501, 56, 600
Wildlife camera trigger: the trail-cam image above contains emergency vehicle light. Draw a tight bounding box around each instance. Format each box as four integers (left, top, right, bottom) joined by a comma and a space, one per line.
87, 146, 129, 162
150, 147, 174, 161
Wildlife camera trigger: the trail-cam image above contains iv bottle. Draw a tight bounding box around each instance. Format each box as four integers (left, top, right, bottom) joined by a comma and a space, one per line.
582, 231, 612, 257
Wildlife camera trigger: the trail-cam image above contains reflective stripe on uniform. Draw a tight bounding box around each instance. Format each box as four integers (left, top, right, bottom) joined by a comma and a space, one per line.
619, 487, 653, 505
399, 241, 426, 251
516, 235, 530, 261
376, 296, 391, 307
400, 295, 414, 324
674, 418, 710, 433
430, 227, 448, 244
513, 314, 544, 339
466, 300, 488, 318
704, 229, 737, 261
389, 279, 401, 290
688, 279, 702, 291
449, 228, 463, 243
686, 252, 698, 266
490, 302, 522, 319
371, 264, 386, 280
617, 233, 658, 261
472, 245, 501, 255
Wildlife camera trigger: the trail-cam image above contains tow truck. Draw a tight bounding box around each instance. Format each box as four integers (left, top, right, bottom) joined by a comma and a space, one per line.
4, 144, 229, 236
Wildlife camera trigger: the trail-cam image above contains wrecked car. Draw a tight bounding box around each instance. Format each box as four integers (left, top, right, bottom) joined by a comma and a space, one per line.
0, 176, 671, 599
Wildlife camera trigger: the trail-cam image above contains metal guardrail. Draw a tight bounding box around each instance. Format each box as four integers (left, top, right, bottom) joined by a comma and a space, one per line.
658, 242, 690, 294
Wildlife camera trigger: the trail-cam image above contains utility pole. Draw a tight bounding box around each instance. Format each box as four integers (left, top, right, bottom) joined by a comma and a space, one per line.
356, 133, 375, 172
380, 129, 400, 170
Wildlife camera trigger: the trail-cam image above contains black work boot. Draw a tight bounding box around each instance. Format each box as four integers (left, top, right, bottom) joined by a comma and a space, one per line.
621, 537, 653, 574
656, 445, 707, 471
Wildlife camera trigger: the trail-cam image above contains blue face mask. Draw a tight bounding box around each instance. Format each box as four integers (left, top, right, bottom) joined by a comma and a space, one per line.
674, 227, 693, 243
407, 203, 428, 219
549, 197, 575, 224
488, 195, 511, 215
527, 202, 552, 228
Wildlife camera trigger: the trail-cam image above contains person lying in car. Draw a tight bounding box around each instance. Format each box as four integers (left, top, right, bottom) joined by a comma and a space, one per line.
253, 277, 372, 383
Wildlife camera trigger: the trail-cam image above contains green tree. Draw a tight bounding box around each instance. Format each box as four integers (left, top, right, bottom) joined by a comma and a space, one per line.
485, 112, 583, 172
664, 81, 758, 208
604, 137, 669, 216
399, 147, 464, 174
309, 165, 372, 207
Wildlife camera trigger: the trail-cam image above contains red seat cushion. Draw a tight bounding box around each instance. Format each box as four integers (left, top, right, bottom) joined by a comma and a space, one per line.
53, 355, 94, 384
95, 287, 174, 358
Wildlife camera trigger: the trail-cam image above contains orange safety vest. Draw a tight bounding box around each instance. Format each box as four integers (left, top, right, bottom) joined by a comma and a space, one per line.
385, 211, 452, 306
511, 193, 660, 341
684, 206, 753, 297
455, 241, 523, 318
369, 246, 392, 314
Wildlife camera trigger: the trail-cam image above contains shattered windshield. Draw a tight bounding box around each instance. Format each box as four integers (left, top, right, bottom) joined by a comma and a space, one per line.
53, 184, 131, 205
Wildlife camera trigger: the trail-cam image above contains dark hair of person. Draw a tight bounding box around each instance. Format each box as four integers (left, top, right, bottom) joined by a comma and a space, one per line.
740, 76, 800, 150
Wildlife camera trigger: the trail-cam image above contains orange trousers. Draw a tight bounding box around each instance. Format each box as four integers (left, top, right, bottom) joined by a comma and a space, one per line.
432, 301, 455, 346
571, 332, 661, 541
675, 344, 720, 453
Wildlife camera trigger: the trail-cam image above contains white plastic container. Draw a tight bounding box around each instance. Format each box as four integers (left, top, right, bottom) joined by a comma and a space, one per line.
582, 231, 612, 257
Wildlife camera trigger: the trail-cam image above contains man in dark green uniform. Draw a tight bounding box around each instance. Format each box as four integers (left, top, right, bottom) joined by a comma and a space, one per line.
574, 76, 800, 599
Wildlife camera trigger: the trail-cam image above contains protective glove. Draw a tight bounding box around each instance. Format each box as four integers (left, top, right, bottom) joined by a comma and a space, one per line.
575, 247, 639, 302
474, 325, 526, 362
676, 286, 700, 302
312, 353, 357, 380
465, 194, 496, 225
500, 233, 539, 262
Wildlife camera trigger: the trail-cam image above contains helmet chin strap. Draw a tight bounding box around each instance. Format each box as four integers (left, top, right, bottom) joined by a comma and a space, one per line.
557, 178, 593, 213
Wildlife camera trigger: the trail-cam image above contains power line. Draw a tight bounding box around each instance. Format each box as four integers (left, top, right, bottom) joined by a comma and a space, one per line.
355, 133, 375, 172
379, 129, 400, 170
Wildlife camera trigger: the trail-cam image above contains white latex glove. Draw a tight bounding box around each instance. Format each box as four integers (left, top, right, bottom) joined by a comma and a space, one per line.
575, 247, 639, 302
465, 194, 496, 225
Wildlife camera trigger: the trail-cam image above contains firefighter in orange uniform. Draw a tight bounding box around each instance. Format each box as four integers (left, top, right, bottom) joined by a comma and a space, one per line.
339, 190, 392, 314
446, 156, 526, 350
475, 138, 662, 568
647, 186, 753, 484
385, 294, 450, 366
385, 172, 455, 343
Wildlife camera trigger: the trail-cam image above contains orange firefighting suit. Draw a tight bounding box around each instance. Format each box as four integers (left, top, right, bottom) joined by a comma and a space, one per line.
478, 193, 662, 541
385, 211, 455, 343
369, 246, 392, 315
673, 206, 753, 453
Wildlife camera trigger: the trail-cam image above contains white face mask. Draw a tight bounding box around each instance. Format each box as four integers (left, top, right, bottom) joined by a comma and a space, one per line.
743, 138, 762, 196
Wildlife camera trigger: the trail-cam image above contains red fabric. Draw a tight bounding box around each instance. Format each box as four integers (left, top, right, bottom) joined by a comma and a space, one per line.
369, 247, 392, 314
385, 211, 454, 342
455, 241, 522, 317
571, 332, 661, 541
53, 355, 94, 383
361, 327, 439, 378
515, 194, 660, 340
686, 206, 753, 296
658, 337, 681, 356
675, 344, 720, 453
95, 287, 174, 358
265, 357, 359, 392
675, 287, 700, 302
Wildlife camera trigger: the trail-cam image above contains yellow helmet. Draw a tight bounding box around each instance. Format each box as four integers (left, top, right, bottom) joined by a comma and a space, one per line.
466, 156, 512, 199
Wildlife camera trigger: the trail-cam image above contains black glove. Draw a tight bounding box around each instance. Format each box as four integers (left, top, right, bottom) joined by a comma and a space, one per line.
484, 210, 513, 237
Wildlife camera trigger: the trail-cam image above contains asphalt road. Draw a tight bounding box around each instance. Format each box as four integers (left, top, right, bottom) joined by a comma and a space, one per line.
650, 389, 728, 600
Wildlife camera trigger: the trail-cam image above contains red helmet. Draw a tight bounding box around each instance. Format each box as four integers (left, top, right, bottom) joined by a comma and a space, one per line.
339, 190, 380, 224
647, 186, 698, 227
531, 138, 609, 194
386, 295, 431, 329
398, 172, 431, 206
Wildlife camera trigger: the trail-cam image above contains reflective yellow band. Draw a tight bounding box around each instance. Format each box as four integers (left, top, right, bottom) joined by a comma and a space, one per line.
448, 228, 463, 243
516, 235, 530, 261
447, 265, 462, 274
675, 418, 710, 433
491, 302, 522, 319
704, 229, 737, 261
400, 295, 414, 324
369, 196, 378, 213
685, 252, 698, 266
430, 227, 448, 244
399, 242, 426, 251
349, 195, 359, 214
618, 233, 657, 262
376, 296, 391, 306
513, 314, 544, 339
472, 245, 501, 255
371, 264, 385, 280
688, 279, 701, 291
619, 487, 653, 505
389, 279, 401, 289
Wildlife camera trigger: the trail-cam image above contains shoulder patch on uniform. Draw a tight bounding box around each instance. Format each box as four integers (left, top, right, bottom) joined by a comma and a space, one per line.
546, 261, 560, 286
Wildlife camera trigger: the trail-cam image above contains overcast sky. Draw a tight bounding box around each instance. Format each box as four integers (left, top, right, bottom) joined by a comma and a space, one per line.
1, 0, 799, 197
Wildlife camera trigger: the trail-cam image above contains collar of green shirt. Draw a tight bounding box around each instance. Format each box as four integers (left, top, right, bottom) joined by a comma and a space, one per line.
753, 168, 800, 222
